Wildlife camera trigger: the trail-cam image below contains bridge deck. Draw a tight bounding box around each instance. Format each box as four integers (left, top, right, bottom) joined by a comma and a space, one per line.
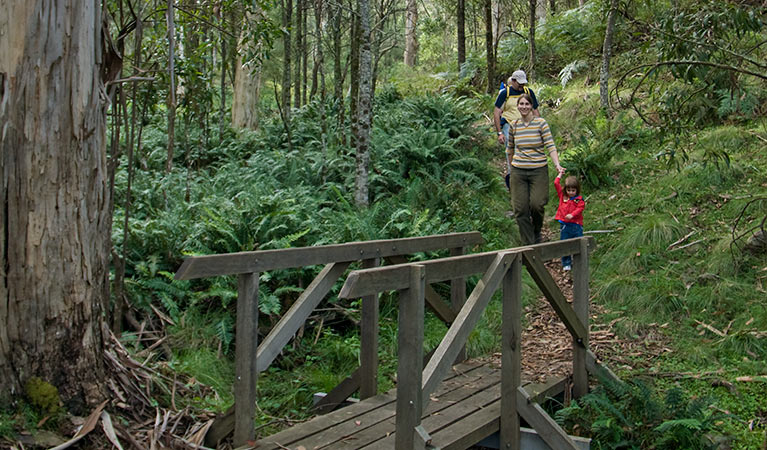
254, 360, 567, 450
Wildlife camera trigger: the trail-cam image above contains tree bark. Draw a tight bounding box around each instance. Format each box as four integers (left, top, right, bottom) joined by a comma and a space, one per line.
355, 0, 373, 207
349, 2, 361, 148
0, 0, 110, 411
282, 0, 292, 122
484, 0, 494, 93
457, 0, 466, 71
528, 0, 536, 82
232, 13, 264, 130
599, 0, 618, 114
404, 0, 418, 66
166, 0, 177, 174
295, 0, 303, 108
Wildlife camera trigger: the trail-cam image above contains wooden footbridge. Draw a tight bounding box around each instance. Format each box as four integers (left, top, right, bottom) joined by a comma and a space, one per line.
174, 232, 619, 449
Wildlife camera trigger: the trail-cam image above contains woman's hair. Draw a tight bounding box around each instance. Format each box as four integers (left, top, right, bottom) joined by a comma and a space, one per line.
564, 176, 581, 196
516, 93, 534, 105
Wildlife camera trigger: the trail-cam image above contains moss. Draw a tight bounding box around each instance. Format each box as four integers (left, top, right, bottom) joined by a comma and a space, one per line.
24, 377, 61, 414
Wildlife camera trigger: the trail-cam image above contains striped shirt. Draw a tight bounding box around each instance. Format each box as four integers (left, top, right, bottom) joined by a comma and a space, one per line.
506, 118, 557, 169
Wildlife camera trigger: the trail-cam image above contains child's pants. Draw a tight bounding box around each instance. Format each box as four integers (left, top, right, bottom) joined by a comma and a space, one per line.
560, 222, 584, 267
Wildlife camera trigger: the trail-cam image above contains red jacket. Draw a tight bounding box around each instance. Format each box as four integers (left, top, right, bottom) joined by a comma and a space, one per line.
554, 177, 585, 225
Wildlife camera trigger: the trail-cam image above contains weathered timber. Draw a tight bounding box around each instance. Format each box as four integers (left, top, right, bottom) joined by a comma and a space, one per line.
396, 265, 426, 450
339, 239, 595, 299
255, 360, 490, 449
572, 237, 590, 398
516, 386, 580, 450
501, 255, 523, 450
586, 349, 622, 385
522, 250, 588, 343
175, 232, 483, 279
421, 252, 517, 398
257, 262, 350, 372
233, 273, 258, 446
360, 258, 380, 399
450, 246, 468, 362
387, 255, 456, 324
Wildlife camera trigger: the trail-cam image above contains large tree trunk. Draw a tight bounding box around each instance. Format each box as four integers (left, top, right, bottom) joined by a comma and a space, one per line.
232, 14, 264, 130
166, 0, 177, 173
457, 0, 466, 71
528, 0, 536, 82
404, 0, 418, 66
282, 0, 292, 122
295, 0, 303, 108
0, 0, 110, 411
355, 0, 373, 207
484, 0, 494, 93
599, 0, 618, 114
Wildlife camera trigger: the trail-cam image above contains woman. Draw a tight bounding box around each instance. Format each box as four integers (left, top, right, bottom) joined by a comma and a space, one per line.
506, 94, 564, 245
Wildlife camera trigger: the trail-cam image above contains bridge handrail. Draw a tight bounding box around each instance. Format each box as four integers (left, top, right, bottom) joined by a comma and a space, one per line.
338, 237, 596, 450
174, 231, 483, 279
174, 232, 484, 447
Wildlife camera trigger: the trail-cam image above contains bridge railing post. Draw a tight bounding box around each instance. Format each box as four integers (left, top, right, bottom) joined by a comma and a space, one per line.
233, 272, 259, 446
360, 257, 381, 399
500, 254, 522, 450
395, 264, 426, 450
449, 246, 467, 363
572, 237, 590, 398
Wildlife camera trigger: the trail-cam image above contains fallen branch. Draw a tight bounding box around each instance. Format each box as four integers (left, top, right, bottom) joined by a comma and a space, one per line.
695, 320, 726, 337
670, 238, 705, 251
667, 230, 697, 251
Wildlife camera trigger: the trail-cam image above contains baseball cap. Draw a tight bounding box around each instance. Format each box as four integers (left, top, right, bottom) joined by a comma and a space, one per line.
511, 70, 528, 84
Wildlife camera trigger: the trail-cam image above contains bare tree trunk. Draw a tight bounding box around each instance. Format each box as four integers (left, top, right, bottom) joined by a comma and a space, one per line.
295, 0, 303, 108
350, 1, 361, 148
282, 0, 293, 122
232, 13, 264, 130
528, 0, 536, 82
166, 0, 177, 174
0, 0, 110, 410
457, 0, 466, 71
404, 0, 418, 66
302, 3, 309, 106
549, 0, 556, 15
332, 1, 345, 145
599, 0, 618, 114
484, 0, 494, 93
355, 0, 373, 207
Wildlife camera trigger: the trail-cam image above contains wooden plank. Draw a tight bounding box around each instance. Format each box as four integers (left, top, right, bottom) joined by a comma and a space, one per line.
292, 363, 497, 450
572, 237, 590, 398
524, 376, 569, 404
432, 399, 501, 450
361, 258, 381, 399
361, 381, 504, 449
501, 254, 522, 450
329, 366, 503, 450
233, 273, 258, 446
339, 239, 595, 299
257, 262, 350, 372
421, 251, 517, 398
175, 232, 484, 279
255, 394, 395, 449
312, 367, 363, 415
516, 386, 580, 450
387, 255, 456, 324
450, 246, 467, 362
522, 250, 588, 343
396, 265, 426, 450
586, 349, 622, 385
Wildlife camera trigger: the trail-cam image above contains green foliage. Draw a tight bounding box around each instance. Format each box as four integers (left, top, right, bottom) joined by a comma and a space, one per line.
556, 374, 724, 449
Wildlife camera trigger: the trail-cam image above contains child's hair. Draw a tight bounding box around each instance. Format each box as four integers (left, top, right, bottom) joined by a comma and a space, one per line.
564, 176, 580, 196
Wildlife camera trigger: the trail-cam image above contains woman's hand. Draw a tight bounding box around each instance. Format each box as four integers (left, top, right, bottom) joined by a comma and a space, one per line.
497, 133, 505, 145
565, 214, 573, 220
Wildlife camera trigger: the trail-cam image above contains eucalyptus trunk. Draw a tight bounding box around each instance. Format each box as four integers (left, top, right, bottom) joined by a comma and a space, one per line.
232, 14, 263, 130
166, 0, 177, 173
355, 0, 373, 207
282, 0, 293, 121
457, 0, 466, 70
0, 0, 110, 410
528, 0, 536, 82
600, 0, 618, 114
404, 0, 418, 66
484, 0, 494, 93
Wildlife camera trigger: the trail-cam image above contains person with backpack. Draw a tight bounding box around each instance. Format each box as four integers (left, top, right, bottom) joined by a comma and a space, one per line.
493, 70, 540, 190
493, 70, 540, 150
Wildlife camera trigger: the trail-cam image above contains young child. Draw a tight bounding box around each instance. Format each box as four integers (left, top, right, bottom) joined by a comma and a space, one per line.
554, 168, 585, 271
